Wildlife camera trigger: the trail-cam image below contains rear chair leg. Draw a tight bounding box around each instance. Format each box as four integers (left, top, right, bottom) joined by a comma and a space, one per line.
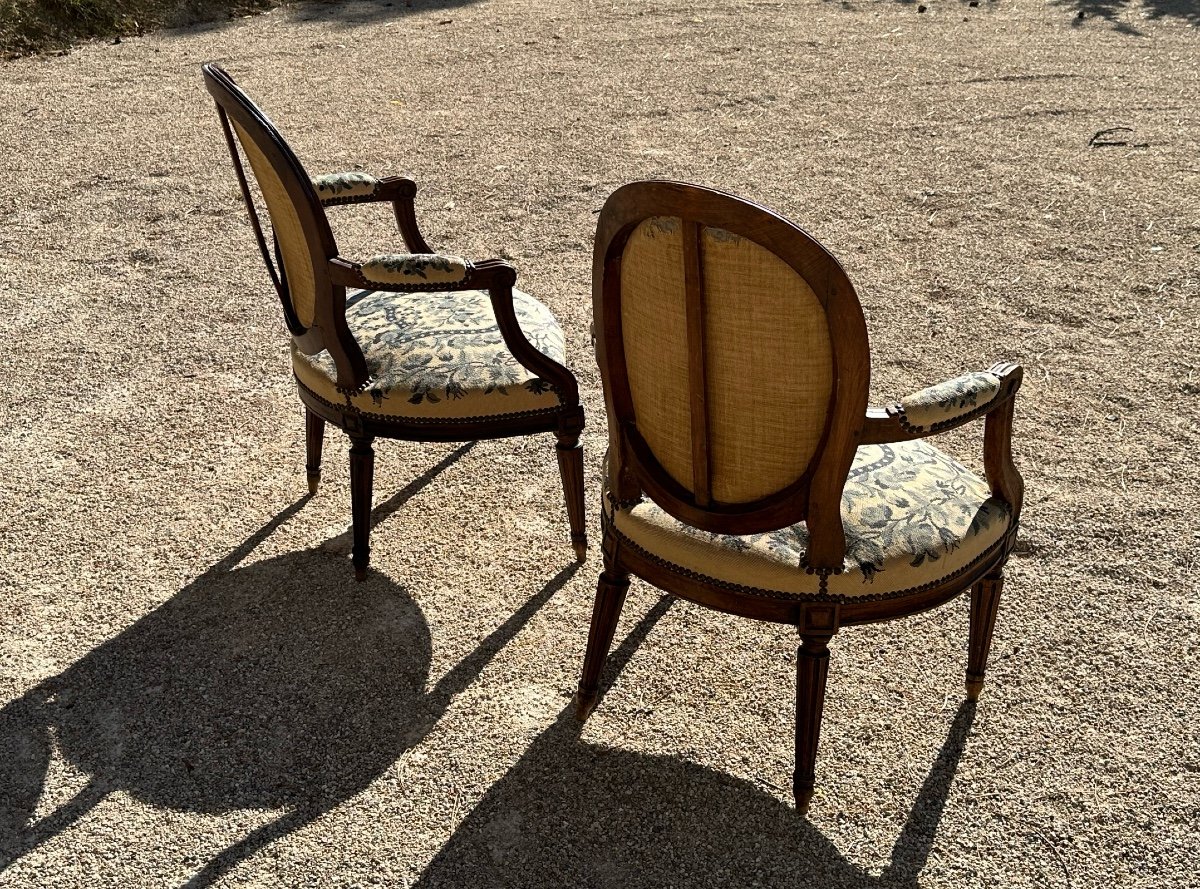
966, 568, 1004, 700
305, 408, 325, 495
794, 633, 832, 815
575, 567, 630, 720
555, 430, 587, 561
349, 435, 375, 582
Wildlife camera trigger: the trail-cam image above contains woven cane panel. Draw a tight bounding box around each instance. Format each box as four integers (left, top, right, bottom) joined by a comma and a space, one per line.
700, 226, 833, 503
620, 217, 693, 491
232, 121, 319, 329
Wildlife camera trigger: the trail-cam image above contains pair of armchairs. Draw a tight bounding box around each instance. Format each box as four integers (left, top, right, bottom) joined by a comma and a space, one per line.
203, 64, 1024, 813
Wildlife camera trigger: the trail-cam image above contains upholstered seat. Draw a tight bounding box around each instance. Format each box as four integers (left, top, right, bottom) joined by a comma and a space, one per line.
607, 439, 1010, 600
203, 63, 587, 580
577, 181, 1026, 813
292, 287, 566, 419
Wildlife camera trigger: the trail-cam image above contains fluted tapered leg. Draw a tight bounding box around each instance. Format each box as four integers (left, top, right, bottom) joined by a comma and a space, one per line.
349, 435, 375, 582
575, 567, 630, 720
555, 431, 587, 561
794, 634, 832, 814
966, 569, 1004, 700
305, 409, 325, 495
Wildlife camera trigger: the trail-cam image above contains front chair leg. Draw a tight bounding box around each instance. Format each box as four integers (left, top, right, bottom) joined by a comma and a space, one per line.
794, 632, 833, 815
555, 430, 587, 561
966, 568, 1004, 700
575, 567, 630, 720
305, 408, 326, 495
349, 435, 375, 582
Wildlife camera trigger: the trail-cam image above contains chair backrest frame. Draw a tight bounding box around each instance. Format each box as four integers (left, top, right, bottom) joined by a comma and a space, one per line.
202, 63, 367, 392
593, 181, 871, 570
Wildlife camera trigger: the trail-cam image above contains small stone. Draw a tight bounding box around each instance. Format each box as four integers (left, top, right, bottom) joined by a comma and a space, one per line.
918, 5, 927, 11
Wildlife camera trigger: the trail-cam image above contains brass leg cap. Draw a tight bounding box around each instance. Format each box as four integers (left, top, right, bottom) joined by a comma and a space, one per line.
795, 788, 815, 816
574, 689, 598, 721
354, 564, 368, 582
307, 473, 320, 495
572, 537, 588, 562
966, 674, 985, 701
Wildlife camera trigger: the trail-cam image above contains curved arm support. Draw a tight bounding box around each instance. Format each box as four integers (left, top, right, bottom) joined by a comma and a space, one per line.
314, 173, 434, 254
476, 261, 581, 408
326, 258, 580, 408
388, 178, 435, 255
861, 362, 1025, 516
983, 364, 1024, 516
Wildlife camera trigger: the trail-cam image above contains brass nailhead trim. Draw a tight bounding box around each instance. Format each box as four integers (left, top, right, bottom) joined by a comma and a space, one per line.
602, 507, 1009, 605
295, 377, 562, 425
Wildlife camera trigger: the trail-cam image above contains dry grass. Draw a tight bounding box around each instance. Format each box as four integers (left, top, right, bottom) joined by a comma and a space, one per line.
0, 0, 1197, 886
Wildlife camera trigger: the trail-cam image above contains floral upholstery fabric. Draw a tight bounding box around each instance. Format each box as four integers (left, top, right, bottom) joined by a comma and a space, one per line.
312, 172, 379, 203
897, 371, 1002, 432
292, 287, 566, 419
361, 253, 470, 287
607, 440, 1010, 600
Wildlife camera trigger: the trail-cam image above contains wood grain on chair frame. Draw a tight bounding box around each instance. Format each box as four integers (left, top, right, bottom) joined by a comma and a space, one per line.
579, 180, 1024, 813
201, 62, 587, 579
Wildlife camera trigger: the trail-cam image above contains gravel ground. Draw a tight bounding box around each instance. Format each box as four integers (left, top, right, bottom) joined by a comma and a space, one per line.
1, 0, 1197, 885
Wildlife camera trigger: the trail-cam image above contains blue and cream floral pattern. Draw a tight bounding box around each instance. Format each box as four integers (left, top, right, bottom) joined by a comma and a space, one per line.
312, 172, 379, 203
607, 440, 1011, 600
291, 287, 566, 419
896, 371, 1001, 432
361, 253, 470, 287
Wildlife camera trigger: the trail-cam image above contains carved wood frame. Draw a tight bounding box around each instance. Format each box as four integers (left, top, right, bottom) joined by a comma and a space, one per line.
201, 63, 587, 575
581, 180, 1025, 812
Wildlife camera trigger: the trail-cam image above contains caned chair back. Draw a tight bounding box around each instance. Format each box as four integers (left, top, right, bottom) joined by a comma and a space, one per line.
202, 63, 365, 389
593, 181, 871, 568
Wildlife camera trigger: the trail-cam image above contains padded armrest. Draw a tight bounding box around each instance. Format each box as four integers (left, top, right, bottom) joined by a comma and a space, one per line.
892, 370, 1002, 433
860, 362, 1020, 445
359, 253, 472, 287
313, 171, 381, 205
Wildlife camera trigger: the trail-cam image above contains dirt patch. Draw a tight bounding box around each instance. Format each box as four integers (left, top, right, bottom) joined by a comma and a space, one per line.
0, 0, 276, 56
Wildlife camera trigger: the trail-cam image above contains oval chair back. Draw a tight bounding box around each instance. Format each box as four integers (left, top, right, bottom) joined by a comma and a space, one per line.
592, 181, 871, 570
201, 62, 366, 391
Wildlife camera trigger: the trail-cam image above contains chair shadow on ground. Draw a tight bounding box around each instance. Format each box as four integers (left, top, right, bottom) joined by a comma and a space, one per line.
415, 595, 980, 889
1, 438, 979, 887
0, 442, 577, 886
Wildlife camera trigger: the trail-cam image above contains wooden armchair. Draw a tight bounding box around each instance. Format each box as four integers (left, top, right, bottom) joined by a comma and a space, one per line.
201, 63, 586, 579
578, 181, 1024, 812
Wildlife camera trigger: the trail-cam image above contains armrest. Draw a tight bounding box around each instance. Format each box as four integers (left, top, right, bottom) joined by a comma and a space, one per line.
312, 171, 384, 205
313, 172, 434, 254
361, 253, 472, 288
895, 369, 1003, 433
328, 253, 475, 290
861, 362, 1025, 516
326, 257, 581, 407
861, 362, 1020, 444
